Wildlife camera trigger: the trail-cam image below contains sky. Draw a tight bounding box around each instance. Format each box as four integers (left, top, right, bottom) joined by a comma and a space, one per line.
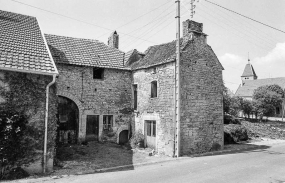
1, 0, 285, 93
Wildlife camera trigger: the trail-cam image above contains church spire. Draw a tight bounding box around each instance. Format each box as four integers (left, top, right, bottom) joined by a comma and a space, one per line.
241, 53, 257, 85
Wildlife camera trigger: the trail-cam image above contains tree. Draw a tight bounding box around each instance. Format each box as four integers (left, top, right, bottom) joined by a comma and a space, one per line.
239, 99, 253, 118
223, 86, 241, 116
253, 84, 284, 121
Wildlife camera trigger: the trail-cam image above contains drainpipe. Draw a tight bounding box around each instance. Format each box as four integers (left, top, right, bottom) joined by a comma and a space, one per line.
43, 74, 57, 174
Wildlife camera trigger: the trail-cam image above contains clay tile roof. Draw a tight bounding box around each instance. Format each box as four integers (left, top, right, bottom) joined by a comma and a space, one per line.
130, 40, 177, 70
235, 77, 285, 97
45, 34, 128, 70
241, 63, 257, 77
0, 10, 58, 75
124, 49, 136, 64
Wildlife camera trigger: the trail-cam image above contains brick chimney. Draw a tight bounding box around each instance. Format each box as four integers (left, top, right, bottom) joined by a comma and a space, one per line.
108, 31, 119, 49
182, 20, 207, 43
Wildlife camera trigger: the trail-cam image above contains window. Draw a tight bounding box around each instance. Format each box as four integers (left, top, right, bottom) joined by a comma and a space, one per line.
146, 120, 156, 137
103, 115, 113, 131
151, 81, 157, 98
133, 84, 138, 110
93, 67, 104, 79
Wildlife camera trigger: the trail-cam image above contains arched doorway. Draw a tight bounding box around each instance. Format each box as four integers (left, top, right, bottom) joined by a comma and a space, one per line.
119, 130, 129, 145
58, 96, 79, 144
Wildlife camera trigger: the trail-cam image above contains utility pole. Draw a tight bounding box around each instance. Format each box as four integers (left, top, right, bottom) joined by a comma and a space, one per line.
282, 86, 285, 122
174, 0, 181, 158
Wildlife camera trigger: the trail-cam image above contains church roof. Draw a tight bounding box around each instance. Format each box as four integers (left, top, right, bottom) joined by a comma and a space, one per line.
241, 63, 257, 77
235, 77, 285, 97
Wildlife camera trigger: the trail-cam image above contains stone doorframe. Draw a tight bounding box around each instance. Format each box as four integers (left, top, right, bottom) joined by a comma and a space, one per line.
140, 112, 160, 152
116, 125, 129, 144
57, 91, 84, 142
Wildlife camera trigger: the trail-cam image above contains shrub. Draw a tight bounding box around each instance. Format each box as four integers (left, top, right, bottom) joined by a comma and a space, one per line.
0, 107, 32, 179
130, 130, 144, 148
224, 124, 248, 144
224, 114, 241, 125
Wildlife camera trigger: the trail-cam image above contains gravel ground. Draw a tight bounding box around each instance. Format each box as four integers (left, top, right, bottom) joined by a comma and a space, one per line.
241, 120, 285, 140
51, 142, 172, 176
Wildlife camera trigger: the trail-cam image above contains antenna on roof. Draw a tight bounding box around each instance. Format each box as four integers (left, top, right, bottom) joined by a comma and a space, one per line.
248, 52, 250, 63
190, 0, 199, 19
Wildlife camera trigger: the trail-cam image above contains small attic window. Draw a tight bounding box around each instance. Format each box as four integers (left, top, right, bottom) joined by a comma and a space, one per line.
93, 67, 104, 79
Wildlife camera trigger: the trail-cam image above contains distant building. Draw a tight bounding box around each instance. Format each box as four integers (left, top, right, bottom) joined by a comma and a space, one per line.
235, 61, 285, 116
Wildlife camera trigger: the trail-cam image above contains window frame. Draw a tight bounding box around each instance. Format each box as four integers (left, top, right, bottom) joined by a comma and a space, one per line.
103, 115, 113, 131
145, 120, 156, 137
133, 84, 138, 110
150, 80, 158, 98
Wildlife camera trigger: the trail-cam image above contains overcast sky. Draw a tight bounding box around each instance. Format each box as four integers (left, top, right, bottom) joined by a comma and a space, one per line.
1, 0, 285, 92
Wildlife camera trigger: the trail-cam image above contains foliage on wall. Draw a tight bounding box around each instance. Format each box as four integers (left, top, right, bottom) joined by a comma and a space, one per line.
0, 71, 58, 177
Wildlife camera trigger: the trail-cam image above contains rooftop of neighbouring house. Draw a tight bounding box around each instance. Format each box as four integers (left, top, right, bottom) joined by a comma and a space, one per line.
235, 77, 285, 97
0, 10, 58, 75
45, 34, 128, 70
129, 40, 178, 70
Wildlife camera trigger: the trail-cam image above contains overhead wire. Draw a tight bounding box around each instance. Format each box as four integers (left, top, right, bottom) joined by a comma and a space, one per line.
10, 0, 158, 44
199, 2, 277, 50
96, 0, 173, 39
126, 8, 189, 50
120, 3, 175, 48
122, 8, 177, 50
194, 4, 274, 52
205, 0, 285, 34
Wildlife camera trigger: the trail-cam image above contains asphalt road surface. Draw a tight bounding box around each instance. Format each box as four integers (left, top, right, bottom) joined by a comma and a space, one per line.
16, 140, 285, 183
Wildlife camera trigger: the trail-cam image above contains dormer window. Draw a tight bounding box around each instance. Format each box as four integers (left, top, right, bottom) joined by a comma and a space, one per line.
93, 67, 104, 79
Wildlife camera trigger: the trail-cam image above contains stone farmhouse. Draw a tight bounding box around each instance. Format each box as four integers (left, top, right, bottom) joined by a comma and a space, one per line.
235, 61, 285, 117
45, 32, 133, 145
0, 9, 224, 172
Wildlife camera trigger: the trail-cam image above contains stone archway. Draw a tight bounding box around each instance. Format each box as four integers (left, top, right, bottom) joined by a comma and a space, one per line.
119, 130, 129, 145
116, 126, 129, 144
57, 91, 84, 142
58, 96, 79, 143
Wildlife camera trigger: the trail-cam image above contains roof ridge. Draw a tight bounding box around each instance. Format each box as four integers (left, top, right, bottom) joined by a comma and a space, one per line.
45, 33, 125, 54
0, 9, 36, 19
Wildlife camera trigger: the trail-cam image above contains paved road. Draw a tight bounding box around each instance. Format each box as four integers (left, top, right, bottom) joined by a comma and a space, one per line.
17, 141, 285, 183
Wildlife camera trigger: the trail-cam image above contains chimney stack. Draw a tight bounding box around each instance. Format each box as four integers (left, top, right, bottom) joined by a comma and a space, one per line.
108, 31, 119, 49
182, 20, 207, 43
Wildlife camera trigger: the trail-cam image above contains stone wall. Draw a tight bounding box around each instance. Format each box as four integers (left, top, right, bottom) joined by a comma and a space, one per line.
0, 71, 57, 173
56, 64, 133, 143
179, 31, 224, 155
133, 63, 175, 156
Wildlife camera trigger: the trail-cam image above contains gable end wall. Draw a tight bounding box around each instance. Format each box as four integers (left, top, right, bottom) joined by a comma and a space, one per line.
180, 41, 224, 155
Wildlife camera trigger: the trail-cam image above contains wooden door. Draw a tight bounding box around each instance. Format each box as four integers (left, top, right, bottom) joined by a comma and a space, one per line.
86, 115, 99, 141
145, 120, 156, 149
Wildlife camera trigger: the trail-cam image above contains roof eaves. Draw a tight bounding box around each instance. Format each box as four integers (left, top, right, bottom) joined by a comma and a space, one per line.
56, 62, 131, 71
0, 67, 58, 76
132, 56, 175, 71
